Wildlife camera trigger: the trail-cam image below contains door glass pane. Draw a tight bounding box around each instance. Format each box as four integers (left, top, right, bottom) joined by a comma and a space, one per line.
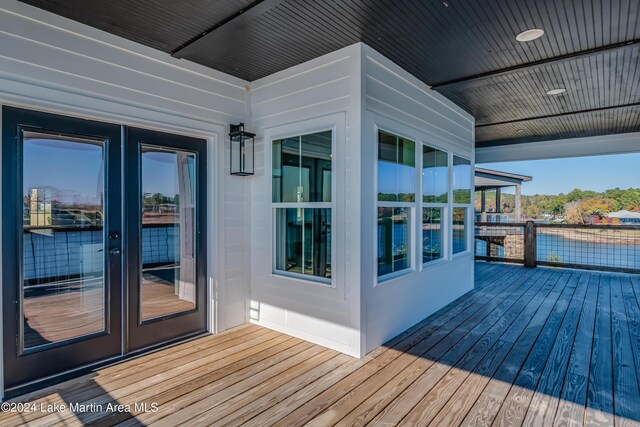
141, 146, 197, 321
22, 130, 106, 349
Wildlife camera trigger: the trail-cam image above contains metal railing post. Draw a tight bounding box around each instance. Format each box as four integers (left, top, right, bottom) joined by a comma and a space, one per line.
524, 221, 537, 268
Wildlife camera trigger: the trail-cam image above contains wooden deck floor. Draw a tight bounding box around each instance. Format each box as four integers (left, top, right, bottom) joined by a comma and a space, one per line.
3, 262, 640, 426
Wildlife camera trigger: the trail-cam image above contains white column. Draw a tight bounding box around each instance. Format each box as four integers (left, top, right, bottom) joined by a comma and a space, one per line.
515, 184, 522, 222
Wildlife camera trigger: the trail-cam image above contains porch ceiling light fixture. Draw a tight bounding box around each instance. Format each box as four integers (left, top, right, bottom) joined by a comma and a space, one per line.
516, 28, 544, 42
546, 88, 567, 95
229, 123, 255, 176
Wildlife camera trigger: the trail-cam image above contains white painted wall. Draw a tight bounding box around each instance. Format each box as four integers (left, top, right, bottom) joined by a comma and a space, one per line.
247, 44, 476, 357
248, 44, 363, 356
0, 1, 477, 378
476, 132, 640, 163
0, 0, 251, 363
361, 45, 476, 353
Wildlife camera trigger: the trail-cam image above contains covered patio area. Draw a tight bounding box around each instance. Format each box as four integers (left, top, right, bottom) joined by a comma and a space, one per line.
2, 262, 638, 426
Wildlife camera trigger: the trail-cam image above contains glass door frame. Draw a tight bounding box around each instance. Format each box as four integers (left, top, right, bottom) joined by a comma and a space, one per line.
124, 127, 208, 352
1, 106, 123, 390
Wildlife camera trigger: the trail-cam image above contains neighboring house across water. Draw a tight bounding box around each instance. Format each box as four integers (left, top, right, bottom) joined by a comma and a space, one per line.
607, 209, 640, 224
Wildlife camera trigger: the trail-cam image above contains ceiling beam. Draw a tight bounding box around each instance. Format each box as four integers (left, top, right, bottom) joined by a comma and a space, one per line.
476, 102, 640, 128
431, 39, 640, 89
171, 0, 285, 57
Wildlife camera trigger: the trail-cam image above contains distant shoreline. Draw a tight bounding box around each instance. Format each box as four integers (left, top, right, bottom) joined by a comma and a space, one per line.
537, 227, 640, 246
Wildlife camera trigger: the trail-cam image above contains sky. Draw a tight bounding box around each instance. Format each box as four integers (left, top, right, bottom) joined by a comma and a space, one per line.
479, 153, 640, 195
24, 138, 104, 204
24, 138, 180, 203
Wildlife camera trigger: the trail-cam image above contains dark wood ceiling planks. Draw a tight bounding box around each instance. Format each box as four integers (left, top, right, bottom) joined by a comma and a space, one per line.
20, 0, 640, 148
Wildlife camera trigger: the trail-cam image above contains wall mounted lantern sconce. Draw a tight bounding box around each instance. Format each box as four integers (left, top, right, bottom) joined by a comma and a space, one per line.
229, 123, 255, 176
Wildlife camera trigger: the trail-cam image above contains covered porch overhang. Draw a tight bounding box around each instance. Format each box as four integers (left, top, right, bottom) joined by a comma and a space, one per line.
475, 168, 533, 223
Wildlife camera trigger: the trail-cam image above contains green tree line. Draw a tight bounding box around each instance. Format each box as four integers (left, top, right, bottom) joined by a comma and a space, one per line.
476, 187, 640, 220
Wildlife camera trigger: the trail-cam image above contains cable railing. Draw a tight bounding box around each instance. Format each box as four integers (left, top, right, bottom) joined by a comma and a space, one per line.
475, 222, 525, 264
23, 223, 179, 286
475, 221, 640, 274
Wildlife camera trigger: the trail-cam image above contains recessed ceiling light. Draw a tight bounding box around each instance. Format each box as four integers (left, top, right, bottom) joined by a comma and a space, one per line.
516, 29, 544, 42
546, 88, 567, 95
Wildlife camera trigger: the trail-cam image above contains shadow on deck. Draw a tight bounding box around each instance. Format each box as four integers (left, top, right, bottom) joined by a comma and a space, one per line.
1, 262, 639, 426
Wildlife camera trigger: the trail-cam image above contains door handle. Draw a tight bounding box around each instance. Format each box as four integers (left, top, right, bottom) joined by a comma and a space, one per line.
108, 248, 121, 256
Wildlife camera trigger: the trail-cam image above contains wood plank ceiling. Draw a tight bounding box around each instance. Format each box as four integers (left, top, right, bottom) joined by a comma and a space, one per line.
21, 0, 640, 148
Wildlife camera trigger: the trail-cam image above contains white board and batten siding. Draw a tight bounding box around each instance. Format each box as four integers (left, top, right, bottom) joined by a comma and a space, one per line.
361, 45, 476, 353
248, 44, 364, 357
0, 1, 251, 337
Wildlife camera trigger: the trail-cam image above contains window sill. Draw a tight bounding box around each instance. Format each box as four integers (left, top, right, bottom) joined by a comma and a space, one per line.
271, 270, 334, 288
422, 257, 448, 269
376, 268, 414, 286
452, 250, 472, 259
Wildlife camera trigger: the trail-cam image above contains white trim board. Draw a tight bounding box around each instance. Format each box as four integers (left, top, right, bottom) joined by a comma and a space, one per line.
477, 132, 640, 163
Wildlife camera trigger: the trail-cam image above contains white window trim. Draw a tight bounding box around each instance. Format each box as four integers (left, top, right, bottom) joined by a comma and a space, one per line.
270, 127, 337, 287
376, 128, 418, 284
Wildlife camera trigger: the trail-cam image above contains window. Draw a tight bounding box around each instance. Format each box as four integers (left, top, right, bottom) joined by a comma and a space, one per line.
453, 207, 467, 254
422, 144, 448, 263
423, 207, 443, 263
378, 131, 415, 202
453, 155, 472, 254
377, 130, 416, 278
453, 156, 472, 204
422, 145, 448, 203
272, 131, 332, 281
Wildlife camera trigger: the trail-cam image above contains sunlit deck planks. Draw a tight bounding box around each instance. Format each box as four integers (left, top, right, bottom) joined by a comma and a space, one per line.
3, 262, 640, 426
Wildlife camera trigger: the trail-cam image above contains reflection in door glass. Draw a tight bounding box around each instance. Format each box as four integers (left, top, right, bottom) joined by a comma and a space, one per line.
22, 131, 106, 349
141, 146, 197, 321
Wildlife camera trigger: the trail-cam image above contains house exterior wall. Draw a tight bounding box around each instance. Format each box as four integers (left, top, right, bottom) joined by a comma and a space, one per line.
247, 44, 475, 357
248, 44, 363, 357
361, 45, 476, 353
0, 2, 476, 385
0, 0, 250, 357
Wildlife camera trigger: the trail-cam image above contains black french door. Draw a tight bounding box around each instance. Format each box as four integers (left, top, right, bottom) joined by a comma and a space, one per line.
125, 127, 207, 351
2, 107, 123, 389
2, 107, 207, 392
